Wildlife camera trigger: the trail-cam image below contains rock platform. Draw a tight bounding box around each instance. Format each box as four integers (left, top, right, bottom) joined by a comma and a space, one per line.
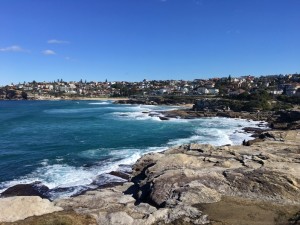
1, 130, 299, 224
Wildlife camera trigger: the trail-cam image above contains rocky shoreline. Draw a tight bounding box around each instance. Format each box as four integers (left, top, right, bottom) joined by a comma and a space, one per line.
0, 104, 300, 224
0, 128, 299, 224
115, 97, 300, 130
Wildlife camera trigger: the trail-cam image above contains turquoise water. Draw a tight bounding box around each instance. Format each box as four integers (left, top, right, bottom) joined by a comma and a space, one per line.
0, 100, 264, 198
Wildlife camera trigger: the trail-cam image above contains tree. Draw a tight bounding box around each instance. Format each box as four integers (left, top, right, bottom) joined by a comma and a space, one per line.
228, 75, 232, 83
21, 91, 28, 99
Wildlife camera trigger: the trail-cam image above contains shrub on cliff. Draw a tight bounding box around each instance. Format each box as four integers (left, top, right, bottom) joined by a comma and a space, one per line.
277, 95, 300, 105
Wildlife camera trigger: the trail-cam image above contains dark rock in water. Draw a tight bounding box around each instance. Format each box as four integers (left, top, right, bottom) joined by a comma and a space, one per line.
243, 138, 264, 146
1, 182, 49, 199
97, 182, 124, 189
243, 127, 265, 134
258, 123, 266, 127
159, 116, 169, 121
48, 186, 91, 199
259, 132, 275, 140
109, 171, 130, 180
92, 174, 126, 188
149, 112, 160, 117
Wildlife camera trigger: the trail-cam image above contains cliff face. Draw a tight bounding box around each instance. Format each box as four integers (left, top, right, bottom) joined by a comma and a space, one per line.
1, 130, 300, 225
131, 131, 300, 206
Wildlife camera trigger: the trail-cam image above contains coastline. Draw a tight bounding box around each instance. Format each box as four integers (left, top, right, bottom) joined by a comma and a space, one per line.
0, 110, 264, 199
0, 97, 129, 101
1, 128, 299, 224
0, 103, 299, 224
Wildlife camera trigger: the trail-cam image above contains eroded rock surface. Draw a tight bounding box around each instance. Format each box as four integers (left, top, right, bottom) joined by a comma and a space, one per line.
0, 196, 63, 222
1, 130, 299, 225
49, 130, 300, 224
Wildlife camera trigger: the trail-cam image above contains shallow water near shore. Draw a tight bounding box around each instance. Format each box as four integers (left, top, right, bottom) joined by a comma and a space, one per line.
0, 100, 266, 199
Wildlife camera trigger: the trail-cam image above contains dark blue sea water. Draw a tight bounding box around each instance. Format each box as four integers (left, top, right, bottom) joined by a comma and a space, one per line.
0, 100, 265, 198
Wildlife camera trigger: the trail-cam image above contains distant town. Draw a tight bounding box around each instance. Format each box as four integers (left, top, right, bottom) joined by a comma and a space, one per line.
1, 73, 300, 100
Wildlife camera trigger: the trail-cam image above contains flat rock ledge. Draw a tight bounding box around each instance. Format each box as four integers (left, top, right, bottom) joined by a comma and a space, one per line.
0, 196, 63, 222
1, 130, 300, 225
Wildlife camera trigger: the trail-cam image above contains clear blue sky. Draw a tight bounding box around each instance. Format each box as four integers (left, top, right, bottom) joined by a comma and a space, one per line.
0, 0, 299, 85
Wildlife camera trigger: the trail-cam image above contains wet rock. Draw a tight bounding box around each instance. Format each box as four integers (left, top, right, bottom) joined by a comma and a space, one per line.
92, 173, 126, 187
47, 185, 91, 199
243, 127, 265, 134
109, 171, 131, 180
118, 164, 133, 174
0, 182, 49, 199
158, 116, 169, 121
8, 130, 300, 225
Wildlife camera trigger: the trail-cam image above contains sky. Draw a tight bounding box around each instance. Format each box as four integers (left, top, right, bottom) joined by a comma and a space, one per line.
0, 0, 299, 85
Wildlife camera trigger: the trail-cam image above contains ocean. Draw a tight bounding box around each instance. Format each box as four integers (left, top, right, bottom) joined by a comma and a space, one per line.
0, 100, 266, 199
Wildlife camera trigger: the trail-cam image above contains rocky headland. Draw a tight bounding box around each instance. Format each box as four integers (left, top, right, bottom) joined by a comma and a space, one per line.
115, 97, 300, 129
0, 128, 299, 225
1, 98, 300, 224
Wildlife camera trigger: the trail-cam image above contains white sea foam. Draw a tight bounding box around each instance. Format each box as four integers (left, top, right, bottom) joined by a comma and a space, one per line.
167, 135, 202, 146
44, 107, 104, 114
0, 114, 267, 199
110, 105, 185, 122
167, 117, 267, 147
0, 147, 148, 197
111, 110, 165, 121
88, 101, 111, 105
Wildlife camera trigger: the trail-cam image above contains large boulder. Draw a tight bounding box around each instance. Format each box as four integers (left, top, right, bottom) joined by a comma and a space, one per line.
0, 196, 63, 222
0, 182, 49, 198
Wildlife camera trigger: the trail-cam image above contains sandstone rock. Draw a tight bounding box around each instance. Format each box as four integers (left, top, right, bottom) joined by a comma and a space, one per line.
189, 143, 215, 152
0, 196, 63, 222
19, 129, 299, 225
118, 194, 135, 204
204, 157, 219, 163
106, 212, 134, 225
217, 160, 232, 168
223, 169, 300, 204
96, 211, 135, 225
180, 182, 221, 204
132, 202, 157, 215
160, 204, 205, 224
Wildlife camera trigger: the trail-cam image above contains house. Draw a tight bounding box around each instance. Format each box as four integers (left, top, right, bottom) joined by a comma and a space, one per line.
269, 90, 284, 95
197, 87, 209, 95
208, 88, 219, 95
284, 83, 300, 96
229, 89, 246, 96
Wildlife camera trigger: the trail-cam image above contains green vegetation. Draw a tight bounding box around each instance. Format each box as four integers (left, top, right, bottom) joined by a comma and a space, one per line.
0, 211, 96, 225
277, 95, 300, 104
222, 90, 295, 111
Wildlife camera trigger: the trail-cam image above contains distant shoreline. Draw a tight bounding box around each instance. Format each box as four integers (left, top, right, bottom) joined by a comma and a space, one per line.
0, 97, 129, 101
